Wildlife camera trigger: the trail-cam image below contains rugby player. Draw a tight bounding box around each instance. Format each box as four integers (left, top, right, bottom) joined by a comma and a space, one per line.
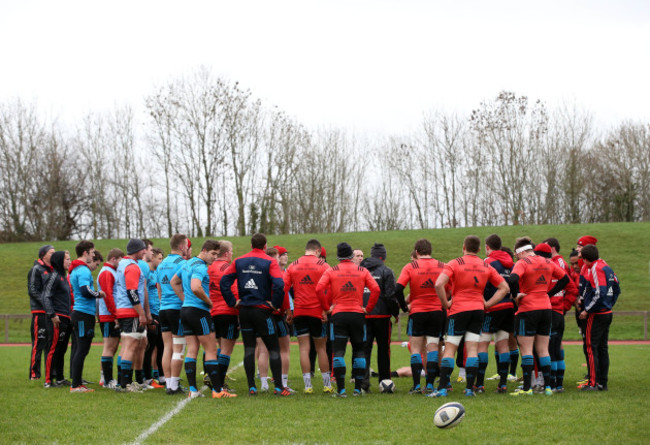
316, 242, 380, 397
393, 239, 446, 394
220, 233, 290, 396
431, 235, 509, 398
144, 247, 165, 388
69, 240, 105, 393
508, 237, 569, 396
97, 248, 124, 389
283, 239, 332, 393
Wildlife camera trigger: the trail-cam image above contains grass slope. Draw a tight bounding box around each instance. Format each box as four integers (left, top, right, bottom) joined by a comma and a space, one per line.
1, 344, 647, 444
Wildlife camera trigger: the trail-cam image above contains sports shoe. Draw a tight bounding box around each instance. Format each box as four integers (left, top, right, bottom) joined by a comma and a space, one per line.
427, 388, 447, 398
44, 381, 54, 388
456, 376, 466, 383
203, 374, 212, 389
576, 378, 589, 386
285, 386, 297, 394
274, 387, 293, 397
507, 374, 518, 382
303, 387, 314, 394
408, 385, 422, 395
496, 385, 508, 393
580, 385, 599, 391
249, 387, 258, 396
544, 386, 553, 396
333, 389, 347, 398
57, 379, 71, 387
70, 385, 95, 393
99, 377, 105, 386
323, 386, 334, 394
552, 386, 565, 393
486, 373, 500, 381
510, 388, 533, 396
424, 383, 435, 394
124, 383, 143, 393
212, 389, 237, 399
104, 380, 120, 390
474, 385, 485, 394
464, 388, 476, 397
150, 380, 165, 389
597, 385, 608, 391
352, 389, 363, 397
188, 390, 204, 399
137, 382, 154, 390
166, 386, 185, 395
532, 385, 544, 394
222, 382, 236, 393
81, 379, 95, 385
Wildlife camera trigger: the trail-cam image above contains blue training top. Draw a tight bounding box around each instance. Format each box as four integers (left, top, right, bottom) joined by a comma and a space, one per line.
180, 257, 210, 312
70, 264, 96, 316
157, 254, 185, 311
148, 269, 160, 316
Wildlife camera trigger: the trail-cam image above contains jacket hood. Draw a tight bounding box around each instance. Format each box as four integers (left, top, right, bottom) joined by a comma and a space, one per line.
488, 250, 514, 269
51, 251, 67, 276
69, 259, 89, 273
360, 257, 384, 271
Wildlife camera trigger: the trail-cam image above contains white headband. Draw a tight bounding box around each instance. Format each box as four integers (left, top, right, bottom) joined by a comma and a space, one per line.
515, 244, 534, 255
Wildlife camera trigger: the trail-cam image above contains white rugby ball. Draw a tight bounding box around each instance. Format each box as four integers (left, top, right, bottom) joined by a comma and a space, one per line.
379, 379, 395, 393
434, 402, 465, 429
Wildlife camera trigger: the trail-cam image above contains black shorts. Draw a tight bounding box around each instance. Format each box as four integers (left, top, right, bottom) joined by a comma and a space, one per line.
550, 311, 565, 338
72, 311, 96, 339
147, 314, 162, 342
239, 306, 277, 338
180, 307, 214, 337
274, 314, 290, 338
447, 310, 484, 337
482, 307, 515, 334
330, 312, 366, 347
159, 309, 183, 336
515, 309, 552, 337
212, 314, 240, 340
407, 311, 444, 338
100, 321, 120, 338
294, 316, 327, 338
118, 317, 146, 336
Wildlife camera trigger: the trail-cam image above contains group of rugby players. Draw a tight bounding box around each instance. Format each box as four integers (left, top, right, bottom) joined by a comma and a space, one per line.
27, 231, 619, 398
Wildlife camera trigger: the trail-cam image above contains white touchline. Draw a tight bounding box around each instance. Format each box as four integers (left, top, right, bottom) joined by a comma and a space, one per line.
128, 361, 244, 445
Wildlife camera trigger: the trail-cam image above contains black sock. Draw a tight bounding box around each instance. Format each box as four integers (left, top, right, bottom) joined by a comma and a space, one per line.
425, 351, 439, 386
101, 356, 113, 383
498, 352, 510, 387
184, 358, 197, 390
410, 354, 423, 388
218, 354, 231, 388
539, 356, 551, 387
438, 357, 454, 391
121, 360, 133, 388
135, 369, 144, 385
522, 355, 534, 391
465, 357, 478, 390
205, 360, 221, 392
333, 356, 346, 393
510, 349, 519, 375
353, 357, 366, 392
476, 353, 488, 387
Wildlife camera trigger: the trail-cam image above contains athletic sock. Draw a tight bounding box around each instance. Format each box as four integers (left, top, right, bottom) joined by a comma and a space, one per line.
410, 354, 423, 388
352, 357, 366, 392
135, 369, 144, 385
425, 351, 439, 386
465, 357, 478, 390
476, 352, 488, 387
169, 376, 179, 391
184, 358, 197, 391
557, 360, 566, 388
120, 360, 133, 388
539, 356, 551, 388
153, 369, 159, 380
498, 352, 510, 387
321, 371, 331, 387
282, 374, 289, 388
205, 360, 221, 392
303, 373, 312, 389
101, 356, 113, 383
550, 361, 558, 389
510, 349, 519, 375
521, 355, 534, 391
333, 356, 346, 393
260, 377, 269, 390
218, 354, 231, 387
438, 357, 454, 391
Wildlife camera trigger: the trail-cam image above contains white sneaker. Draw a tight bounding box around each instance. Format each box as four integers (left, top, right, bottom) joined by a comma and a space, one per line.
188, 390, 204, 399
104, 380, 119, 389
507, 374, 518, 382
486, 373, 500, 381
124, 383, 143, 393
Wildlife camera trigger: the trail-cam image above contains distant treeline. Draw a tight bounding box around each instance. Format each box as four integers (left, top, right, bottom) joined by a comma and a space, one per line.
1, 69, 648, 242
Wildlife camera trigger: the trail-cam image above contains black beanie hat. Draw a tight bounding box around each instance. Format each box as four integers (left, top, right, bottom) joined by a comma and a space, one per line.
337, 242, 353, 260
127, 238, 147, 255
370, 243, 387, 260
39, 244, 54, 259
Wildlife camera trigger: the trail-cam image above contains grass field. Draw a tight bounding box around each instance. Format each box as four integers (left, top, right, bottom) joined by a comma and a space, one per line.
2, 221, 649, 341
1, 343, 648, 444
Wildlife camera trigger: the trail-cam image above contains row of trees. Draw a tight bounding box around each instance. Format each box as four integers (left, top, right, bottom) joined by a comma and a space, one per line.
1, 69, 648, 242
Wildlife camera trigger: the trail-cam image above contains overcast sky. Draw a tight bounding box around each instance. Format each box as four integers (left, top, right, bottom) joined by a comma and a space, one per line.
1, 0, 649, 135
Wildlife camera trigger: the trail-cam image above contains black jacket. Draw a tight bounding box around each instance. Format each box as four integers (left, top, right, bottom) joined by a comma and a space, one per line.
27, 260, 52, 313
42, 251, 71, 318
361, 257, 397, 317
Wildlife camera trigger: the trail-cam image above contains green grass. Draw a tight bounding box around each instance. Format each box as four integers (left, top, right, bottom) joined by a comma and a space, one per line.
1, 343, 648, 444
2, 222, 649, 340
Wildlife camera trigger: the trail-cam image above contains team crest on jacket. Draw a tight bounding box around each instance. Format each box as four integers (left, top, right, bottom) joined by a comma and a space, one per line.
341, 281, 356, 292
244, 279, 258, 289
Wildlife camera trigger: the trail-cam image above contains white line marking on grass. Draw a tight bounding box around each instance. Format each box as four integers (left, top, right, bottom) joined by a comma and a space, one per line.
128, 361, 244, 445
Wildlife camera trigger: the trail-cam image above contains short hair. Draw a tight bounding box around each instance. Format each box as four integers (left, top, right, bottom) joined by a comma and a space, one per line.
543, 237, 560, 253
251, 233, 267, 250
413, 239, 432, 256
580, 244, 599, 262
75, 240, 94, 258
202, 239, 220, 252
107, 248, 125, 261
569, 249, 579, 258
410, 250, 418, 260
93, 250, 103, 262
266, 247, 278, 257
305, 239, 321, 251
485, 234, 502, 251
151, 247, 164, 257
170, 234, 188, 251
143, 238, 154, 248
212, 241, 228, 257
463, 235, 481, 254
514, 236, 534, 251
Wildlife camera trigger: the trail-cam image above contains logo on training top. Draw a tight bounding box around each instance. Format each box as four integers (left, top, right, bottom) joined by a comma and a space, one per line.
249, 265, 256, 270
244, 279, 258, 290
473, 276, 479, 287
160, 275, 170, 285
300, 275, 315, 285
535, 275, 547, 285
341, 281, 356, 292
421, 278, 436, 289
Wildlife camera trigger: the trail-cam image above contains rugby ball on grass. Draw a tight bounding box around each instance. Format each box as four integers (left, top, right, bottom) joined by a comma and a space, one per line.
434, 402, 465, 429
379, 379, 395, 393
